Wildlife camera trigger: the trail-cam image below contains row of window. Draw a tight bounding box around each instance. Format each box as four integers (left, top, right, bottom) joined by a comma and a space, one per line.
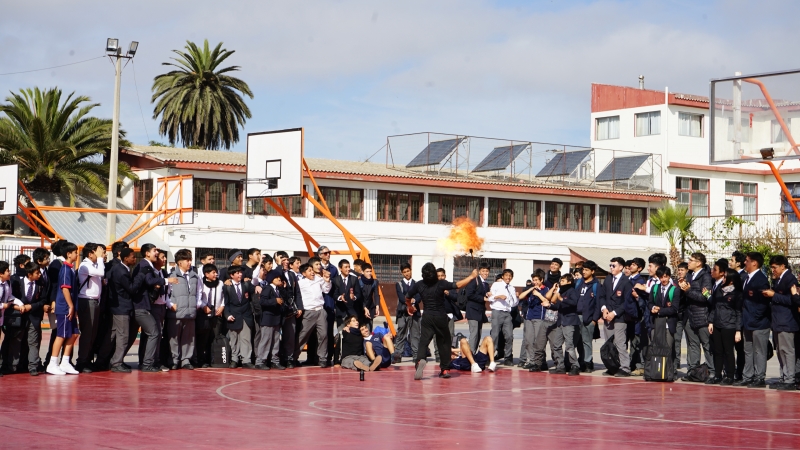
596, 112, 704, 140
675, 177, 757, 217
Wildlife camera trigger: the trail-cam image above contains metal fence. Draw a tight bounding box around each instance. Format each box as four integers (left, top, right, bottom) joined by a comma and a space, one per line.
0, 245, 36, 264
688, 214, 800, 262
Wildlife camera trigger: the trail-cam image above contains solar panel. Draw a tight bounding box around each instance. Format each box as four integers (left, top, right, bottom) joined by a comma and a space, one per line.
535, 149, 591, 177
406, 138, 464, 168
472, 144, 529, 172
595, 154, 650, 182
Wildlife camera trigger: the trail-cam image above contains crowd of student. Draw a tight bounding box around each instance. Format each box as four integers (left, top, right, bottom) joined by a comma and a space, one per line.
0, 241, 797, 390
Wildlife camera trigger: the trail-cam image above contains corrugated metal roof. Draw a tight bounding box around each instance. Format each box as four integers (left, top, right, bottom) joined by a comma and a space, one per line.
33, 193, 169, 250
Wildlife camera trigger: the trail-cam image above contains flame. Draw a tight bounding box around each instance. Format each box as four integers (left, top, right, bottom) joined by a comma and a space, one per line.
437, 217, 484, 255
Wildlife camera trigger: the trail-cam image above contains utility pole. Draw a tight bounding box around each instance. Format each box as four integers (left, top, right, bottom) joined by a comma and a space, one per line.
104, 39, 138, 245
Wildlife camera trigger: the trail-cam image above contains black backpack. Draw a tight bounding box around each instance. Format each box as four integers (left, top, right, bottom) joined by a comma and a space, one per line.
456, 279, 478, 310
600, 336, 620, 374
684, 363, 710, 382
644, 319, 675, 382
211, 334, 233, 368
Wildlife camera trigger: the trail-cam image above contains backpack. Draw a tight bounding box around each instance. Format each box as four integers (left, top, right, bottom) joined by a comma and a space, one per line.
650, 284, 675, 306
600, 336, 620, 374
684, 363, 709, 382
456, 279, 475, 311
210, 334, 233, 368
643, 318, 675, 382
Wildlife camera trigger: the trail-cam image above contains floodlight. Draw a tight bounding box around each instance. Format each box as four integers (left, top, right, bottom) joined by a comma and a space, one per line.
128, 41, 139, 56
106, 38, 119, 53
760, 147, 775, 160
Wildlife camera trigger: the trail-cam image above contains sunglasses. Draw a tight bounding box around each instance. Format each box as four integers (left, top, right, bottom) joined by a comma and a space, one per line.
319, 252, 330, 255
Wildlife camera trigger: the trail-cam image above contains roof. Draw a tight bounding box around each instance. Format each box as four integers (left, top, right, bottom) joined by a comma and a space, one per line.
569, 246, 658, 267
31, 192, 169, 251
122, 145, 672, 201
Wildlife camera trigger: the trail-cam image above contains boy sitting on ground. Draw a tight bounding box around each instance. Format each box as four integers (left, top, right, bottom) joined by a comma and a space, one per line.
450, 334, 498, 373
340, 316, 382, 372
364, 328, 394, 370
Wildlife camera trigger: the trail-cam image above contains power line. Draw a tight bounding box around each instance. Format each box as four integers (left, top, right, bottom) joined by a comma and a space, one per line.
130, 59, 151, 142
0, 55, 106, 76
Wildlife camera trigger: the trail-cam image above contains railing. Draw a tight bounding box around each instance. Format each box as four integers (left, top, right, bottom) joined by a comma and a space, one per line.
687, 214, 800, 261
0, 245, 35, 263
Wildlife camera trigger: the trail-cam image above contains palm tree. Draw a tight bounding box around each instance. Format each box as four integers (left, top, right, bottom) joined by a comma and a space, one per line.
151, 40, 253, 150
650, 202, 696, 269
0, 87, 136, 205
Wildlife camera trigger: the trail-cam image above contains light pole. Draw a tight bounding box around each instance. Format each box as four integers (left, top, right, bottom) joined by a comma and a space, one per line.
104, 38, 138, 245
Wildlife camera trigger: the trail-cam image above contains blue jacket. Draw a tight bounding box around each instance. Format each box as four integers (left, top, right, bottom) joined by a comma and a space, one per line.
603, 274, 633, 322
742, 270, 771, 331
770, 271, 799, 333
259, 283, 285, 327
464, 277, 490, 323
548, 285, 579, 326
525, 285, 550, 321
130, 260, 165, 311
575, 278, 602, 325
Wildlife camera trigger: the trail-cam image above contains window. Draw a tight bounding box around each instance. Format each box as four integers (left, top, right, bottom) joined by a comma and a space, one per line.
488, 198, 539, 228
133, 179, 153, 211
678, 112, 703, 137
727, 117, 751, 142
772, 119, 790, 143
250, 194, 305, 217
193, 179, 241, 213
649, 208, 660, 236
428, 194, 482, 224
453, 256, 505, 280
314, 187, 362, 220
596, 116, 620, 140
544, 202, 593, 231
369, 254, 411, 282
635, 111, 661, 136
599, 205, 646, 235
377, 191, 423, 223
675, 177, 709, 216
196, 247, 238, 270
725, 181, 757, 219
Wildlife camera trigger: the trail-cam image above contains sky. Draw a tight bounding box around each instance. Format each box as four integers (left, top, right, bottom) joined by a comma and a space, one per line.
1, 0, 798, 163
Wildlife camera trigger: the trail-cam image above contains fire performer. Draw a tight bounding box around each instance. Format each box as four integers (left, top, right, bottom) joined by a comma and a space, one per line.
406, 263, 479, 380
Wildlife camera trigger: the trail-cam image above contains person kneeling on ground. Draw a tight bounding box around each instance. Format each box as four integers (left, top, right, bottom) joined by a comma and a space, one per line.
364, 328, 394, 370
341, 316, 382, 372
450, 334, 498, 373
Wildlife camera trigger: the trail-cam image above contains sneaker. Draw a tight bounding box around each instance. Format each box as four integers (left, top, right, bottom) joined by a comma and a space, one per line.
549, 367, 567, 375
182, 364, 195, 370
272, 364, 286, 371
614, 370, 631, 378
141, 366, 160, 373
46, 361, 66, 376
110, 365, 131, 373
414, 360, 427, 380
160, 365, 171, 372
631, 368, 644, 376
471, 363, 483, 373
439, 369, 451, 379
60, 360, 79, 375
488, 362, 497, 372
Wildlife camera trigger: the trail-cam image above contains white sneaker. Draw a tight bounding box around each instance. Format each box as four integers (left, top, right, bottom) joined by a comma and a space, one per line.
60, 360, 79, 375
46, 361, 66, 376
488, 362, 497, 372
471, 363, 483, 373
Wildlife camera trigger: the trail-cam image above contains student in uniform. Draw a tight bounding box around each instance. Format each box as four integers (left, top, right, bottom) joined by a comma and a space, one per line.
541, 274, 579, 375
293, 263, 332, 367
729, 250, 747, 381
627, 258, 647, 376
195, 263, 224, 368
332, 259, 361, 327
735, 252, 771, 387
166, 249, 200, 370
649, 267, 681, 376
254, 269, 286, 370
6, 262, 45, 376
679, 252, 715, 382
762, 255, 798, 390
43, 240, 69, 369
488, 269, 518, 366
151, 249, 171, 370
365, 328, 394, 370
449, 335, 497, 373
359, 263, 379, 330
601, 257, 633, 377
242, 248, 261, 282
393, 263, 420, 363
281, 256, 301, 368
339, 317, 376, 372
108, 248, 137, 373
703, 259, 727, 384
708, 268, 741, 386
464, 262, 491, 353
0, 261, 12, 377
575, 261, 602, 372
75, 243, 106, 373
223, 265, 255, 368
46, 242, 80, 376
94, 241, 130, 371
219, 250, 243, 282
546, 258, 562, 288
521, 270, 549, 372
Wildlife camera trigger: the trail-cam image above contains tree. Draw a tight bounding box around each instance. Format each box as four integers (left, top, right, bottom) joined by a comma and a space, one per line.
151, 39, 253, 150
0, 87, 135, 205
650, 202, 696, 269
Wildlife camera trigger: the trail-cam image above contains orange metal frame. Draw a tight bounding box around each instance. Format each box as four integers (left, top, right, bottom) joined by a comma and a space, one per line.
16, 175, 193, 249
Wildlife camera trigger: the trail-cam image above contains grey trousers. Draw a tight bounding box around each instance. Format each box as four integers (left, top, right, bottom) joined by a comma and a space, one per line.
519, 319, 529, 362
578, 315, 595, 368
228, 321, 253, 364
256, 325, 281, 365
604, 320, 630, 372
561, 325, 579, 369
674, 316, 686, 374
490, 310, 514, 360
468, 319, 484, 353
774, 331, 796, 383
110, 314, 132, 367
393, 314, 420, 359
133, 310, 159, 368
139, 304, 165, 366
294, 309, 328, 361
7, 319, 42, 371
433, 318, 455, 359
280, 316, 296, 363
76, 298, 101, 366
685, 324, 715, 376
530, 319, 562, 367
168, 318, 196, 366
743, 328, 770, 380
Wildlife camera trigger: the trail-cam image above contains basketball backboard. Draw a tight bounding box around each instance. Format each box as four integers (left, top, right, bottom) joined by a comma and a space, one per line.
246, 128, 304, 198
0, 164, 19, 216
710, 68, 800, 164
153, 175, 194, 225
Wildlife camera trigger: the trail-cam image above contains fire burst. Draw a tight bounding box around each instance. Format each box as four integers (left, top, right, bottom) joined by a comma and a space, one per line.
437, 217, 484, 254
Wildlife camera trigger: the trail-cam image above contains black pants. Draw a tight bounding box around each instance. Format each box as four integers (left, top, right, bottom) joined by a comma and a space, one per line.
712, 327, 736, 379
415, 313, 451, 371
194, 316, 222, 366
735, 338, 745, 379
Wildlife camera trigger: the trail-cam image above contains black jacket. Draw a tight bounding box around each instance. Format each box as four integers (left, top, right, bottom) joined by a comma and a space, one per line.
8, 277, 46, 324
708, 287, 742, 331
464, 277, 489, 323
575, 278, 603, 325
395, 279, 420, 318
332, 273, 362, 319
684, 267, 714, 329
108, 262, 135, 316
649, 283, 681, 334
359, 276, 378, 313
770, 271, 799, 333
259, 284, 284, 327
602, 274, 633, 322
742, 270, 771, 331
548, 285, 579, 326
444, 288, 463, 321
47, 259, 63, 302
223, 281, 254, 331
130, 260, 164, 311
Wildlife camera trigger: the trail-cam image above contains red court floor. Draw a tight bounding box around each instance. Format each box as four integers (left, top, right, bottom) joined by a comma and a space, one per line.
1, 365, 799, 449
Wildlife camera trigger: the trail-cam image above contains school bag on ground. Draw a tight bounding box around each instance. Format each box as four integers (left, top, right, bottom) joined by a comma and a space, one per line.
643, 320, 675, 382
211, 334, 233, 368
600, 336, 620, 374
684, 363, 709, 382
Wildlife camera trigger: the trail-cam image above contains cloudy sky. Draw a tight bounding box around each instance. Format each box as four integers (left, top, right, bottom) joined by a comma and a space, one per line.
1, 0, 797, 161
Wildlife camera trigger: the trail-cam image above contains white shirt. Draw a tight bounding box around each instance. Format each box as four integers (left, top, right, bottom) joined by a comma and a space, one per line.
601, 273, 622, 314
744, 268, 759, 287
198, 281, 225, 310
154, 268, 168, 305
78, 257, 105, 300
298, 274, 332, 310
488, 281, 518, 312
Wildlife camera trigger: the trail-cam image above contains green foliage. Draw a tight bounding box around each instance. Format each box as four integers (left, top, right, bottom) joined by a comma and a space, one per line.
151, 39, 253, 150
0, 87, 136, 206
650, 202, 696, 269
708, 215, 751, 253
